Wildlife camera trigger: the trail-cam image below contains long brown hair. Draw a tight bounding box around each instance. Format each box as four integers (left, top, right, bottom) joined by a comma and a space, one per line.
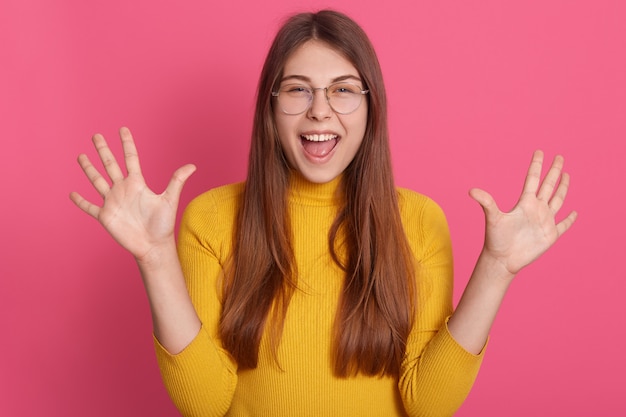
219, 10, 416, 378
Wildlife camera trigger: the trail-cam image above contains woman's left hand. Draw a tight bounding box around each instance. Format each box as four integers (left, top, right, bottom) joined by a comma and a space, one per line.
469, 150, 578, 276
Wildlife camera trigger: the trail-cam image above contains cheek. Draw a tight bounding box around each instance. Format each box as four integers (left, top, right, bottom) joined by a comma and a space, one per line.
274, 108, 295, 132
273, 115, 297, 166
356, 102, 368, 131
273, 112, 286, 138
275, 116, 291, 147
352, 110, 368, 144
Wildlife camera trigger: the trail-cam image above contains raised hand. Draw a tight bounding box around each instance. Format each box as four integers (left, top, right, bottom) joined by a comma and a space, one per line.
70, 127, 196, 262
469, 150, 577, 276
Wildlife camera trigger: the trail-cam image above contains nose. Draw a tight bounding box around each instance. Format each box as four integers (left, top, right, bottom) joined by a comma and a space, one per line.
307, 88, 332, 120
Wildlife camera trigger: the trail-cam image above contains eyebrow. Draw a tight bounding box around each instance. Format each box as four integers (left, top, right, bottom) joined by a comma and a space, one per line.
280, 74, 363, 84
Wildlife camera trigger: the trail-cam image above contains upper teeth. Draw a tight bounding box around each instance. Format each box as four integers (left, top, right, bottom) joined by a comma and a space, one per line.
302, 134, 337, 142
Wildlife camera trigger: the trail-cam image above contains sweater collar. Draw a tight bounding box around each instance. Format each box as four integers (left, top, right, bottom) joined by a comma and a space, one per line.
287, 171, 344, 207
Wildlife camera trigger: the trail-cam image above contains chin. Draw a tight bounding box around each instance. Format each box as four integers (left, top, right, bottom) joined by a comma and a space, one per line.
297, 168, 342, 184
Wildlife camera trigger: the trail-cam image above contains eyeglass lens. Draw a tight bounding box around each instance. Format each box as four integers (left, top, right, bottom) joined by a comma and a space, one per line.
275, 83, 367, 115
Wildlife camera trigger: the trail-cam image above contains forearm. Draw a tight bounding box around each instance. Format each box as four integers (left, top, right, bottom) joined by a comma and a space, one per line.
452, 151, 577, 353
136, 239, 201, 354
447, 251, 514, 354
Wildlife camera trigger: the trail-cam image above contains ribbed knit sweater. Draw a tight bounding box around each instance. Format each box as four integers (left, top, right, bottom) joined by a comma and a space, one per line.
154, 174, 485, 417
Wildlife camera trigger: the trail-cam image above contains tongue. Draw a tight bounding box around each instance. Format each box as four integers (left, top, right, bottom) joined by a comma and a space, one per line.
302, 138, 337, 157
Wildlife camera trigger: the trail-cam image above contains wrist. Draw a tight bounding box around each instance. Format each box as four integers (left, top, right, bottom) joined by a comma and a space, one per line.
476, 248, 517, 282
135, 238, 178, 272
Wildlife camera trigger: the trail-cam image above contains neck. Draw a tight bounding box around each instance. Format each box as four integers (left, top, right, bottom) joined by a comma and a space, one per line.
287, 170, 344, 206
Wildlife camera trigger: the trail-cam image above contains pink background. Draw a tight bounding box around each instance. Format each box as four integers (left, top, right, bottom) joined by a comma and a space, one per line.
2, 0, 624, 415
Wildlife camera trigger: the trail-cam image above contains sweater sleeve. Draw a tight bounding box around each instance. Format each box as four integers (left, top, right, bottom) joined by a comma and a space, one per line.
153, 189, 239, 417
398, 192, 485, 417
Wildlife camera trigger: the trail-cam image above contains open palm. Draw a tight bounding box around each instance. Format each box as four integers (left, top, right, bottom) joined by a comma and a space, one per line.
70, 127, 196, 261
469, 151, 577, 275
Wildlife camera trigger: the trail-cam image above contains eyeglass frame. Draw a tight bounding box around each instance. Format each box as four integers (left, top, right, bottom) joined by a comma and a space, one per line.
271, 82, 369, 115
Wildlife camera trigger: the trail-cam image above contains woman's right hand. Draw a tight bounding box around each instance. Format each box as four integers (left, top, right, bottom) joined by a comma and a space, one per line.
70, 127, 196, 264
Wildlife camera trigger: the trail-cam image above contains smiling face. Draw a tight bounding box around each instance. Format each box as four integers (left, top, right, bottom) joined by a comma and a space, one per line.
273, 40, 368, 184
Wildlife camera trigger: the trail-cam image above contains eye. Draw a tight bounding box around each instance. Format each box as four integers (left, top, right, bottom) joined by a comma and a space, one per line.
282, 84, 311, 96
329, 83, 360, 95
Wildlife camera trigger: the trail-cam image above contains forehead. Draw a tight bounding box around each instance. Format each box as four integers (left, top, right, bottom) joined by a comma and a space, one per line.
281, 40, 360, 83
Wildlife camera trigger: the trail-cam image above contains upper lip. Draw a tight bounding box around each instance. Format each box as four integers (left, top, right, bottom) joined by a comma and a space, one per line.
299, 130, 340, 141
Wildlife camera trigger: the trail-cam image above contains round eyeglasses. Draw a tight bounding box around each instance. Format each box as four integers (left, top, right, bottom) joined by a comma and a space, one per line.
272, 82, 369, 115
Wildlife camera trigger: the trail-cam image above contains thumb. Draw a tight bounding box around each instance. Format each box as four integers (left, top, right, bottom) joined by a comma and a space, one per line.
164, 163, 197, 201
469, 188, 499, 217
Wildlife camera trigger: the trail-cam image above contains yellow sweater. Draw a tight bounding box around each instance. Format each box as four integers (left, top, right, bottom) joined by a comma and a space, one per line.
155, 174, 484, 417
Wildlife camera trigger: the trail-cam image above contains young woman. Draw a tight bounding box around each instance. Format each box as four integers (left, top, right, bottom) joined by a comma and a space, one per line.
70, 10, 577, 417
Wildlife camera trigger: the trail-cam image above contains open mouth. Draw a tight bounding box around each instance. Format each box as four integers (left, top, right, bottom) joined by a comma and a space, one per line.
300, 133, 339, 158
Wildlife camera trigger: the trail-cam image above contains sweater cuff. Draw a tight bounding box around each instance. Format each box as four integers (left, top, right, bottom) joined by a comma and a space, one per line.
399, 317, 487, 416
153, 326, 237, 416
411, 317, 486, 400
442, 316, 489, 357
153, 325, 237, 372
